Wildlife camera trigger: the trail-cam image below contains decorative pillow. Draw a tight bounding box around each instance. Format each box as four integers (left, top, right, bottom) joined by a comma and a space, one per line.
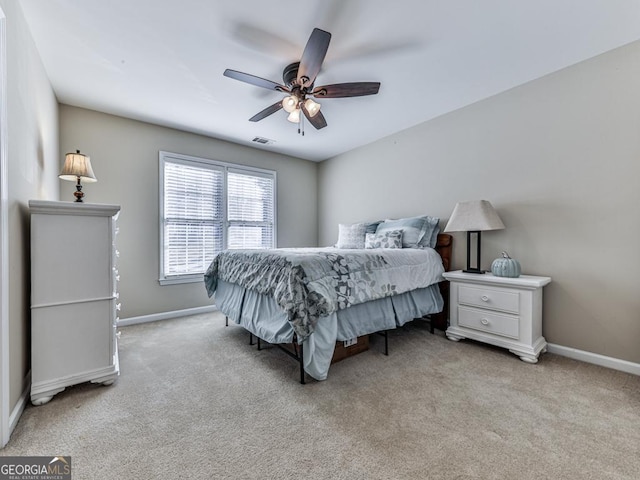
417, 216, 441, 249
365, 230, 403, 249
335, 223, 367, 249
375, 216, 430, 248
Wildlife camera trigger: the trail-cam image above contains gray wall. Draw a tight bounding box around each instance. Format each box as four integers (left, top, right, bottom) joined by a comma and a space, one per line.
318, 41, 640, 364
1, 0, 59, 410
59, 105, 318, 319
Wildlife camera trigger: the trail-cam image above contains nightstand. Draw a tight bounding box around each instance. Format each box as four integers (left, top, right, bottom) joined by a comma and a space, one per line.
442, 270, 551, 363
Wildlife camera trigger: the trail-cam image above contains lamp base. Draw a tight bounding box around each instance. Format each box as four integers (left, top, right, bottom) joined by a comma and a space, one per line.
73, 180, 84, 203
464, 231, 485, 274
463, 268, 485, 274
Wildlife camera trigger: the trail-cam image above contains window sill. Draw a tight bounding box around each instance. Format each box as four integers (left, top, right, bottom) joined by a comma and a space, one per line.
159, 275, 204, 286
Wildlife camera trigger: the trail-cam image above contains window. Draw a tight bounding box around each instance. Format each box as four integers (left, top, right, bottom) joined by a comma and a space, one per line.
227, 169, 275, 250
159, 152, 276, 285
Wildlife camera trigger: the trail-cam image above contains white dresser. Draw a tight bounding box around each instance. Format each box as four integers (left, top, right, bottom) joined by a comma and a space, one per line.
443, 270, 551, 363
30, 200, 121, 405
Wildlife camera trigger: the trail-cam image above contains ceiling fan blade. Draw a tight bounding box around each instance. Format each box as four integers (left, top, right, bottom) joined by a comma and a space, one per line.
312, 82, 381, 98
297, 28, 331, 88
302, 104, 327, 130
249, 101, 283, 122
223, 69, 289, 92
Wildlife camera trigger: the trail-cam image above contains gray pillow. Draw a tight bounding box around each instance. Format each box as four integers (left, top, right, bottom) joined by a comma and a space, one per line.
375, 216, 429, 248
365, 230, 403, 249
418, 216, 441, 249
335, 223, 367, 249
364, 220, 382, 235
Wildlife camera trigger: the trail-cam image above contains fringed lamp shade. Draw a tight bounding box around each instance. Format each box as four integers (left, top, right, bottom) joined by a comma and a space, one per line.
59, 150, 97, 202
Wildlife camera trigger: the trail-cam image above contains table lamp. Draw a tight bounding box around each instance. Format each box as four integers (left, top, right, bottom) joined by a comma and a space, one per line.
59, 150, 97, 202
444, 200, 505, 274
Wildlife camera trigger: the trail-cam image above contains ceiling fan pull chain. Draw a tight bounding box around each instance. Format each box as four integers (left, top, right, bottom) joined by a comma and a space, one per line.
299, 110, 304, 136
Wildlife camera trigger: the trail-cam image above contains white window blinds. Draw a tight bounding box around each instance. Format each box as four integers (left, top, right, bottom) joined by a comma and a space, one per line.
227, 170, 274, 250
159, 152, 276, 284
163, 161, 224, 277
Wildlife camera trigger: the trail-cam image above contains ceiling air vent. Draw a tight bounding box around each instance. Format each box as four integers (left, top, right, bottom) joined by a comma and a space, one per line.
252, 137, 275, 145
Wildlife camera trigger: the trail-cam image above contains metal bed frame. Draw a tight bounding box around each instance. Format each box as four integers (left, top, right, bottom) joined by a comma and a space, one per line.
226, 314, 392, 385
221, 234, 452, 384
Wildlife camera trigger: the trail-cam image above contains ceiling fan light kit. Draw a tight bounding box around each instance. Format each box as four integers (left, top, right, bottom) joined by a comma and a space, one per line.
223, 28, 380, 135
282, 95, 299, 113
287, 109, 301, 124
304, 98, 321, 117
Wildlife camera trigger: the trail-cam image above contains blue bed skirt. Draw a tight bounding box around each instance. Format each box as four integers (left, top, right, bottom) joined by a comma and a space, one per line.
215, 280, 443, 380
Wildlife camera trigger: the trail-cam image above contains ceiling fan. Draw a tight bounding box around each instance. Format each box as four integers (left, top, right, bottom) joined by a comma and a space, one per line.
223, 28, 381, 135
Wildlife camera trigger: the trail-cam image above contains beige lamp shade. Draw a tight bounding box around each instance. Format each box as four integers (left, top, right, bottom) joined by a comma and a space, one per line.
304, 98, 321, 117
59, 150, 97, 183
444, 200, 505, 232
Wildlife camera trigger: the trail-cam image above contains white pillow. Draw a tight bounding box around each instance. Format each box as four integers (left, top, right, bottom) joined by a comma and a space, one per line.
335, 223, 366, 249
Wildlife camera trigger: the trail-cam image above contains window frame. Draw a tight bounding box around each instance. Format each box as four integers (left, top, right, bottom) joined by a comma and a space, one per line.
158, 151, 277, 285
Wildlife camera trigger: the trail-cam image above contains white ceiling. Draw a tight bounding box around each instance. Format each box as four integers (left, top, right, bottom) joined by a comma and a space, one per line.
20, 0, 640, 162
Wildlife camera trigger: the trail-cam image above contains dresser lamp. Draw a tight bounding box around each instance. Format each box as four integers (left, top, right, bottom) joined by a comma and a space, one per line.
59, 150, 97, 203
444, 200, 505, 274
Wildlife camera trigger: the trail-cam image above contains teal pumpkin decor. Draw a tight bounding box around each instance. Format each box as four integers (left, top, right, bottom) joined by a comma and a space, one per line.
491, 252, 521, 278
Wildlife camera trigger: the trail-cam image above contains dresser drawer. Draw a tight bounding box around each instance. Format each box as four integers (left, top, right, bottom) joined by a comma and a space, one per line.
458, 306, 519, 339
458, 285, 519, 314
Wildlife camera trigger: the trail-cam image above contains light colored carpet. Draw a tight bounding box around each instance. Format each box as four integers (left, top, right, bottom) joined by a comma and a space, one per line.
2, 312, 639, 479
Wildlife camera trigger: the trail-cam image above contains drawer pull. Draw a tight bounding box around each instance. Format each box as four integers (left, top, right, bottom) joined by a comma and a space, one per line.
480, 318, 490, 325
481, 295, 489, 302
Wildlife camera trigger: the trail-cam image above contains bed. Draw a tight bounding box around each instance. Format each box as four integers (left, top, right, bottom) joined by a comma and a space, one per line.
204, 217, 452, 383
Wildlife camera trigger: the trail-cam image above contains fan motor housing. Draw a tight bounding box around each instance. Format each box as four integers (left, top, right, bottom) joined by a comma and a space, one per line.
283, 62, 303, 89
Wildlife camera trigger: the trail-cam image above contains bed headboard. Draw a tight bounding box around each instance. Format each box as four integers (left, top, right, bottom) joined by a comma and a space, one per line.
432, 233, 452, 331
435, 233, 453, 272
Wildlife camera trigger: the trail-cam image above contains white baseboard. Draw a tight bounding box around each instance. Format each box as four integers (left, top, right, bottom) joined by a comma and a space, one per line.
9, 370, 30, 434
118, 305, 218, 327
547, 343, 640, 376
120, 310, 638, 376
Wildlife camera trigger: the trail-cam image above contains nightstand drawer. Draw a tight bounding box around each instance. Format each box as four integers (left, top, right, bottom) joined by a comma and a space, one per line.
458, 306, 519, 339
458, 285, 519, 314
